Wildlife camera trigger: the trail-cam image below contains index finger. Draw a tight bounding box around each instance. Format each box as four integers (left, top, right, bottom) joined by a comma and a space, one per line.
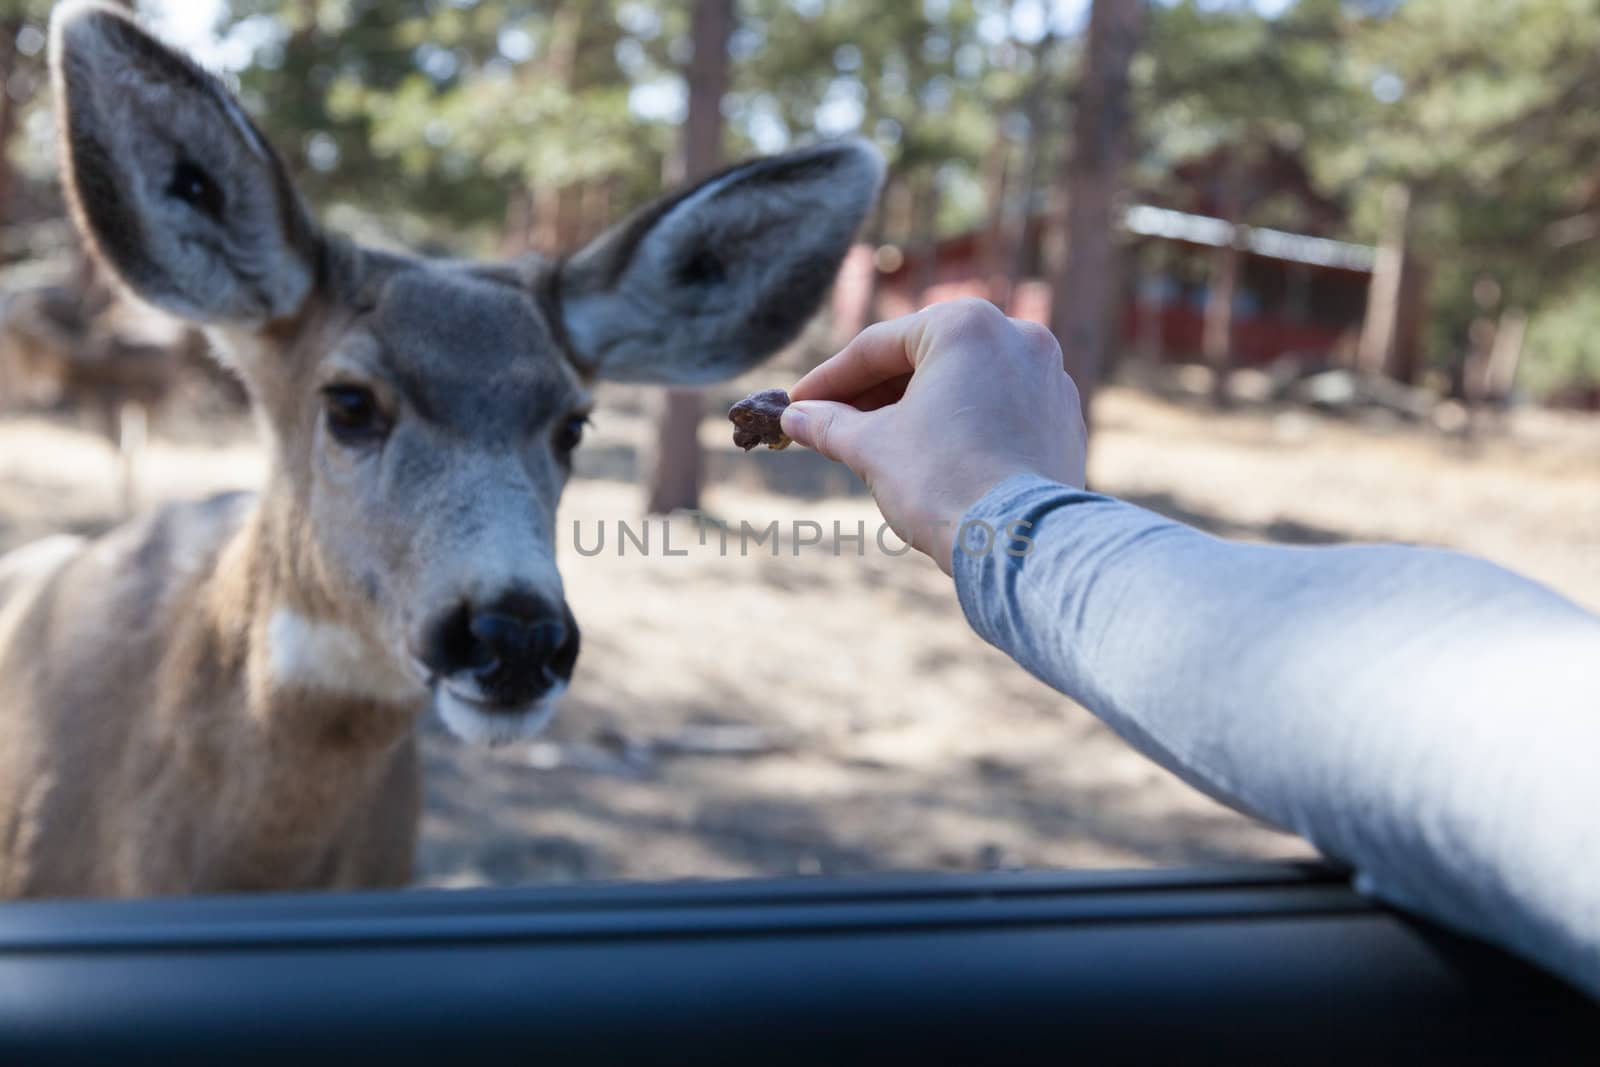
789, 313, 932, 404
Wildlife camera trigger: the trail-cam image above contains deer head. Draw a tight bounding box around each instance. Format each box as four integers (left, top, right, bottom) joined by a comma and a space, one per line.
50, 1, 882, 744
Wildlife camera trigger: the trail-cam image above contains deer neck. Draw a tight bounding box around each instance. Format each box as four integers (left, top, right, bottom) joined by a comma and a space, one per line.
241, 482, 424, 741
166, 483, 425, 855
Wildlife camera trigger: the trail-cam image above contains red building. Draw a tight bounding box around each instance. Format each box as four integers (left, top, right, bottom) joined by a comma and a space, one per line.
833, 148, 1426, 376
835, 205, 1382, 368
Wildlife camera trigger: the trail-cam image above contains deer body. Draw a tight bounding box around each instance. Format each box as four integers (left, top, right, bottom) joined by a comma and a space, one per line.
0, 492, 422, 897
0, 281, 181, 417
0, 2, 879, 898
0, 280, 193, 515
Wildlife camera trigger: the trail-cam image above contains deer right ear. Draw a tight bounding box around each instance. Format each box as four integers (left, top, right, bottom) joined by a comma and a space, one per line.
49, 1, 319, 327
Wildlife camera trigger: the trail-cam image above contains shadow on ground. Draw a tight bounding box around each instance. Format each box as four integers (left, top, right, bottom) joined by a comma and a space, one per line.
417, 712, 1290, 887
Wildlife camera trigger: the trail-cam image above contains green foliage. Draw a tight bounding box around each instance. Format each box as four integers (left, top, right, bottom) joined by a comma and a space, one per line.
1143, 0, 1370, 185
1522, 280, 1600, 398
13, 0, 1593, 398
207, 0, 1072, 254
1343, 0, 1600, 394
214, 1, 670, 246
1135, 0, 1600, 397
730, 0, 1047, 240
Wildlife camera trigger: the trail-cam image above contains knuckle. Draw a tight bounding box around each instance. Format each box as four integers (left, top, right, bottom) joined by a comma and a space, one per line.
1011, 318, 1061, 361
861, 316, 905, 344
1061, 371, 1082, 404
941, 296, 1005, 326
932, 297, 1008, 343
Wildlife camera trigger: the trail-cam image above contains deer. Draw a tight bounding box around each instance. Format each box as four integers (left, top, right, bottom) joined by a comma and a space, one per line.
0, 271, 196, 515
0, 1, 880, 898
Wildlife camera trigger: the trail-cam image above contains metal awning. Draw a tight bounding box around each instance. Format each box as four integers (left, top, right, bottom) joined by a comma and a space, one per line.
1124, 204, 1378, 272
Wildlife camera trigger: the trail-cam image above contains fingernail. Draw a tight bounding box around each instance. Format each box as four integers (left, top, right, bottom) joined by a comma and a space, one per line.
780, 405, 809, 443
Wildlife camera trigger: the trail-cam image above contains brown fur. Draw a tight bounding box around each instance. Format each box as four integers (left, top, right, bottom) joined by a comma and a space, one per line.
0, 489, 420, 897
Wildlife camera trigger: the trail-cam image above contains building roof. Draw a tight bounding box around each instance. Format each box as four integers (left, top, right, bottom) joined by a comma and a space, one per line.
1124, 204, 1377, 273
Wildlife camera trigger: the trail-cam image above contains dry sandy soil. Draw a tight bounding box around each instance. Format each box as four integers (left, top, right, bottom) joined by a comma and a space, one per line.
2, 379, 1596, 888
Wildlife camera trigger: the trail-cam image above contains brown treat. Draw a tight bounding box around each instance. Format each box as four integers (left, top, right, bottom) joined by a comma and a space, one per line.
728, 387, 793, 451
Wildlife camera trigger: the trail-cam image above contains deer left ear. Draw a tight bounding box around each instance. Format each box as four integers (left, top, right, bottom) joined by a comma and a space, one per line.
555, 139, 884, 384
50, 1, 320, 328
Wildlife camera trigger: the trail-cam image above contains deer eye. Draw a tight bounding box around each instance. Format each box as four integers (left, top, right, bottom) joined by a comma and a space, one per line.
322, 385, 391, 447
555, 413, 590, 454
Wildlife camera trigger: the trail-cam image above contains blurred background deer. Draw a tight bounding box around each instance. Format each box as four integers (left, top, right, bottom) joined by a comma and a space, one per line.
0, 257, 205, 515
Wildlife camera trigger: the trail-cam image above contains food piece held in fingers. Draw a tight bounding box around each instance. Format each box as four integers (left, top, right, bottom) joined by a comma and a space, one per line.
729, 388, 792, 451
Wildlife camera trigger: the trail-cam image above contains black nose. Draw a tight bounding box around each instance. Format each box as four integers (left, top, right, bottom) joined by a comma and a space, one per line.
421, 594, 580, 710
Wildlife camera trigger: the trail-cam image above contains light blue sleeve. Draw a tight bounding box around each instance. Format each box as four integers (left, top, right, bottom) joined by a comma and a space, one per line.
952, 473, 1600, 997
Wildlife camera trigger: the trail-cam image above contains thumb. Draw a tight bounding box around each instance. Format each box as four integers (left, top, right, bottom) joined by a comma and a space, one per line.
781, 400, 873, 471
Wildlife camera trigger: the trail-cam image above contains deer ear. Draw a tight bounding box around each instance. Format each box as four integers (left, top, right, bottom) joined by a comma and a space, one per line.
556, 139, 884, 384
49, 1, 319, 327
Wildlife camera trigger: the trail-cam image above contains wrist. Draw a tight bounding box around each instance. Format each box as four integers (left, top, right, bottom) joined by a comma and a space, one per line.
908, 478, 1025, 576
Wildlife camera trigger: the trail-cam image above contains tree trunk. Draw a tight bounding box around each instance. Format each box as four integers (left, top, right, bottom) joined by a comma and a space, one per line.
576, 176, 616, 248
980, 132, 1012, 304
1202, 236, 1241, 406
500, 186, 533, 256
0, 21, 26, 227
1199, 148, 1246, 407
1457, 274, 1503, 408
554, 184, 585, 252
1460, 318, 1498, 435
995, 31, 1057, 312
907, 169, 942, 308
1133, 243, 1167, 366
1356, 183, 1411, 378
1048, 0, 1144, 429
513, 1, 585, 255
646, 0, 733, 515
868, 173, 914, 322
857, 200, 889, 330
1390, 258, 1431, 386
1484, 307, 1527, 407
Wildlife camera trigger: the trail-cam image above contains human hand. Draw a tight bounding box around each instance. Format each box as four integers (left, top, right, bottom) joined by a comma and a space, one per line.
781, 298, 1087, 574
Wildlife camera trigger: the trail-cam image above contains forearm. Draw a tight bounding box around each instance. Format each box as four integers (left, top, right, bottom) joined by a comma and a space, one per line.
954, 474, 1600, 996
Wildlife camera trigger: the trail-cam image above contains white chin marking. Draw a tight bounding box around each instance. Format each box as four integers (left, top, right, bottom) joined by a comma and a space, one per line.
435, 682, 567, 746
267, 609, 424, 705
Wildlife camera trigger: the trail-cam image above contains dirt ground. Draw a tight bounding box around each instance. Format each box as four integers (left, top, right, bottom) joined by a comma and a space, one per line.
2, 378, 1597, 887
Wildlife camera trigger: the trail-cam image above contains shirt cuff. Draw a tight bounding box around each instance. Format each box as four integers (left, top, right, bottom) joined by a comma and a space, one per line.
951, 474, 1113, 650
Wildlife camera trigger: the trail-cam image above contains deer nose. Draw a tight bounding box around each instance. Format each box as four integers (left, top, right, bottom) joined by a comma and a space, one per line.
421, 594, 580, 709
